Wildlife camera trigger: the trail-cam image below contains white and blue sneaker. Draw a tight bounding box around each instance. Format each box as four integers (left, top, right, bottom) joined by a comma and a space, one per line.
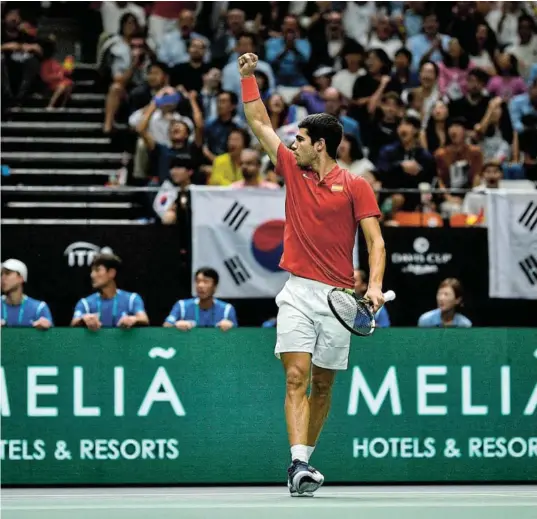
287, 459, 324, 497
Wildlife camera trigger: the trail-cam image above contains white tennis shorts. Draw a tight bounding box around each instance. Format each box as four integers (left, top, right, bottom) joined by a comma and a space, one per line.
274, 275, 351, 370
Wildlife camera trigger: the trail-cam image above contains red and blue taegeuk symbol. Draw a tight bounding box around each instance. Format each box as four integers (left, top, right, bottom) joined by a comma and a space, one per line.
251, 219, 285, 272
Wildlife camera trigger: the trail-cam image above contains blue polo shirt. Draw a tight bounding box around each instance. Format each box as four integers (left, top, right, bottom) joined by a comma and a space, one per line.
418, 309, 472, 328
165, 298, 238, 328
73, 289, 145, 328
1, 295, 53, 327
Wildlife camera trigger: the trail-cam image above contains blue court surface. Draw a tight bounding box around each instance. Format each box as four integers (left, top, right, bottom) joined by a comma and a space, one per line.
2, 486, 536, 519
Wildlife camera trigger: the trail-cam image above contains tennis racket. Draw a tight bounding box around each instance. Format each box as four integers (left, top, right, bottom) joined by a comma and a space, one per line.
327, 289, 396, 336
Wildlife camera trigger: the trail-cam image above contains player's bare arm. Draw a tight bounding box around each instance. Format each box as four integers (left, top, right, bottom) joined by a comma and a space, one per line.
360, 216, 386, 311
238, 53, 281, 165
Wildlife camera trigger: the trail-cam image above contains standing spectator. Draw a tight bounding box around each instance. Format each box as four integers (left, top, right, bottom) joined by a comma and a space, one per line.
437, 38, 474, 101
39, 34, 73, 110
392, 48, 420, 91
102, 15, 152, 133
462, 161, 503, 223
486, 2, 525, 47
332, 40, 366, 100
342, 1, 377, 45
157, 9, 210, 68
170, 38, 210, 92
354, 269, 390, 328
128, 61, 169, 115
203, 91, 245, 162
100, 1, 146, 36
469, 23, 498, 75
367, 91, 403, 164
265, 15, 311, 92
403, 2, 426, 39
418, 278, 472, 328
211, 9, 246, 69
1, 8, 42, 106
71, 254, 149, 330
421, 100, 449, 154
509, 78, 537, 133
209, 128, 250, 186
337, 134, 375, 177
506, 14, 537, 81
199, 67, 221, 121
360, 14, 403, 60
148, 2, 190, 47
163, 267, 237, 331
488, 52, 527, 101
434, 117, 483, 214
407, 13, 450, 71
1, 259, 53, 330
403, 60, 440, 128
376, 115, 436, 213
308, 10, 350, 70
231, 149, 280, 189
221, 32, 275, 98
445, 1, 483, 57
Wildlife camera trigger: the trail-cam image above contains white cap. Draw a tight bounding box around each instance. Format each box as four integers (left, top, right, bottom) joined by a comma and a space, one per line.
2, 259, 28, 282
313, 66, 335, 78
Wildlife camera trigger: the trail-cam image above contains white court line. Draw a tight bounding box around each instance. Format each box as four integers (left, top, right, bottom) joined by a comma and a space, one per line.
3, 502, 537, 511
4, 491, 537, 499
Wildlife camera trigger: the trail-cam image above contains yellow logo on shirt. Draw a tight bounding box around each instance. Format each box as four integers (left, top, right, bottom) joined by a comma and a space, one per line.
331, 185, 344, 192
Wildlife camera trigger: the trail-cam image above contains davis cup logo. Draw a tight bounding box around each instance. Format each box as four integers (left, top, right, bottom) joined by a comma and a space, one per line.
222, 201, 285, 286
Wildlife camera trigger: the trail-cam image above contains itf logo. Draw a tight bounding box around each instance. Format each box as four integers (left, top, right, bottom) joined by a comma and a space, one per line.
64, 242, 114, 267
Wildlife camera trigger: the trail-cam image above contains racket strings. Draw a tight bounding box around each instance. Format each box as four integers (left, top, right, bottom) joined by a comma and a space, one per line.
328, 290, 374, 334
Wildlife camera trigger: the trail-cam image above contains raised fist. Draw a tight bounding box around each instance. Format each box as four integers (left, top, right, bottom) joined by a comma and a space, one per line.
238, 53, 258, 78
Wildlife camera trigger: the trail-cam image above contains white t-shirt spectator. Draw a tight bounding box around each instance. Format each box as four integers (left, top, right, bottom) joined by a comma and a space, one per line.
361, 34, 402, 60
470, 51, 495, 71
337, 158, 375, 177
343, 2, 376, 44
101, 1, 146, 35
129, 109, 194, 147
507, 35, 537, 80
486, 8, 521, 46
332, 68, 366, 100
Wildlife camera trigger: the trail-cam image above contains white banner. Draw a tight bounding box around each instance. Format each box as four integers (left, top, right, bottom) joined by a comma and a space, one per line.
487, 190, 537, 299
191, 186, 288, 298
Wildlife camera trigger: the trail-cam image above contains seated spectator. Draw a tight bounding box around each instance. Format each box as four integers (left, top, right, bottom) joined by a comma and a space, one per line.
199, 67, 221, 121
209, 128, 250, 186
469, 23, 497, 75
323, 87, 361, 144
434, 117, 483, 215
211, 9, 246, 69
231, 149, 280, 189
1, 259, 53, 330
163, 267, 237, 331
129, 87, 193, 179
1, 8, 42, 107
392, 48, 419, 91
221, 32, 275, 100
488, 52, 527, 101
376, 115, 436, 214
139, 89, 204, 183
71, 254, 149, 330
100, 1, 146, 36
418, 278, 472, 328
448, 68, 490, 127
148, 2, 186, 47
170, 38, 210, 92
265, 15, 311, 91
359, 14, 403, 60
474, 97, 515, 162
337, 134, 375, 177
292, 66, 334, 115
486, 2, 522, 47
157, 9, 210, 68
331, 40, 366, 100
462, 161, 503, 225
505, 14, 537, 81
102, 14, 152, 133
354, 269, 390, 328
351, 48, 401, 128
342, 1, 377, 45
266, 94, 293, 131
509, 79, 537, 133
39, 34, 73, 110
156, 156, 196, 226
420, 100, 449, 154
437, 38, 474, 101
254, 69, 274, 103
407, 13, 450, 71
128, 61, 169, 115
402, 60, 440, 128
203, 91, 245, 163
367, 92, 403, 164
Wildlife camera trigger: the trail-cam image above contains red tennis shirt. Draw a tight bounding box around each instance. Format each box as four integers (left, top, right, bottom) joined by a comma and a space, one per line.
276, 144, 381, 289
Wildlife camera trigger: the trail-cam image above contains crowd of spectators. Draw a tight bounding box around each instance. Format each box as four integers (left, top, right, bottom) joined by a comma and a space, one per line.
2, 1, 537, 227
82, 1, 537, 226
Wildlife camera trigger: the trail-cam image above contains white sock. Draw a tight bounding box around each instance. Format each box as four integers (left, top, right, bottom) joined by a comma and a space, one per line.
306, 445, 315, 462
290, 444, 308, 462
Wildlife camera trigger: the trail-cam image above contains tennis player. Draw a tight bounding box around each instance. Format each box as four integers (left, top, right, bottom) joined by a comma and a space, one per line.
239, 53, 387, 496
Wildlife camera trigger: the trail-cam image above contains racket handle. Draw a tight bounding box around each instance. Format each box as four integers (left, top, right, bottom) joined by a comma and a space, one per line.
383, 290, 396, 302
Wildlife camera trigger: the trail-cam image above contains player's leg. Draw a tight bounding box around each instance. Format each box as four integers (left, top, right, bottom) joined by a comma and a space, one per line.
307, 365, 337, 454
